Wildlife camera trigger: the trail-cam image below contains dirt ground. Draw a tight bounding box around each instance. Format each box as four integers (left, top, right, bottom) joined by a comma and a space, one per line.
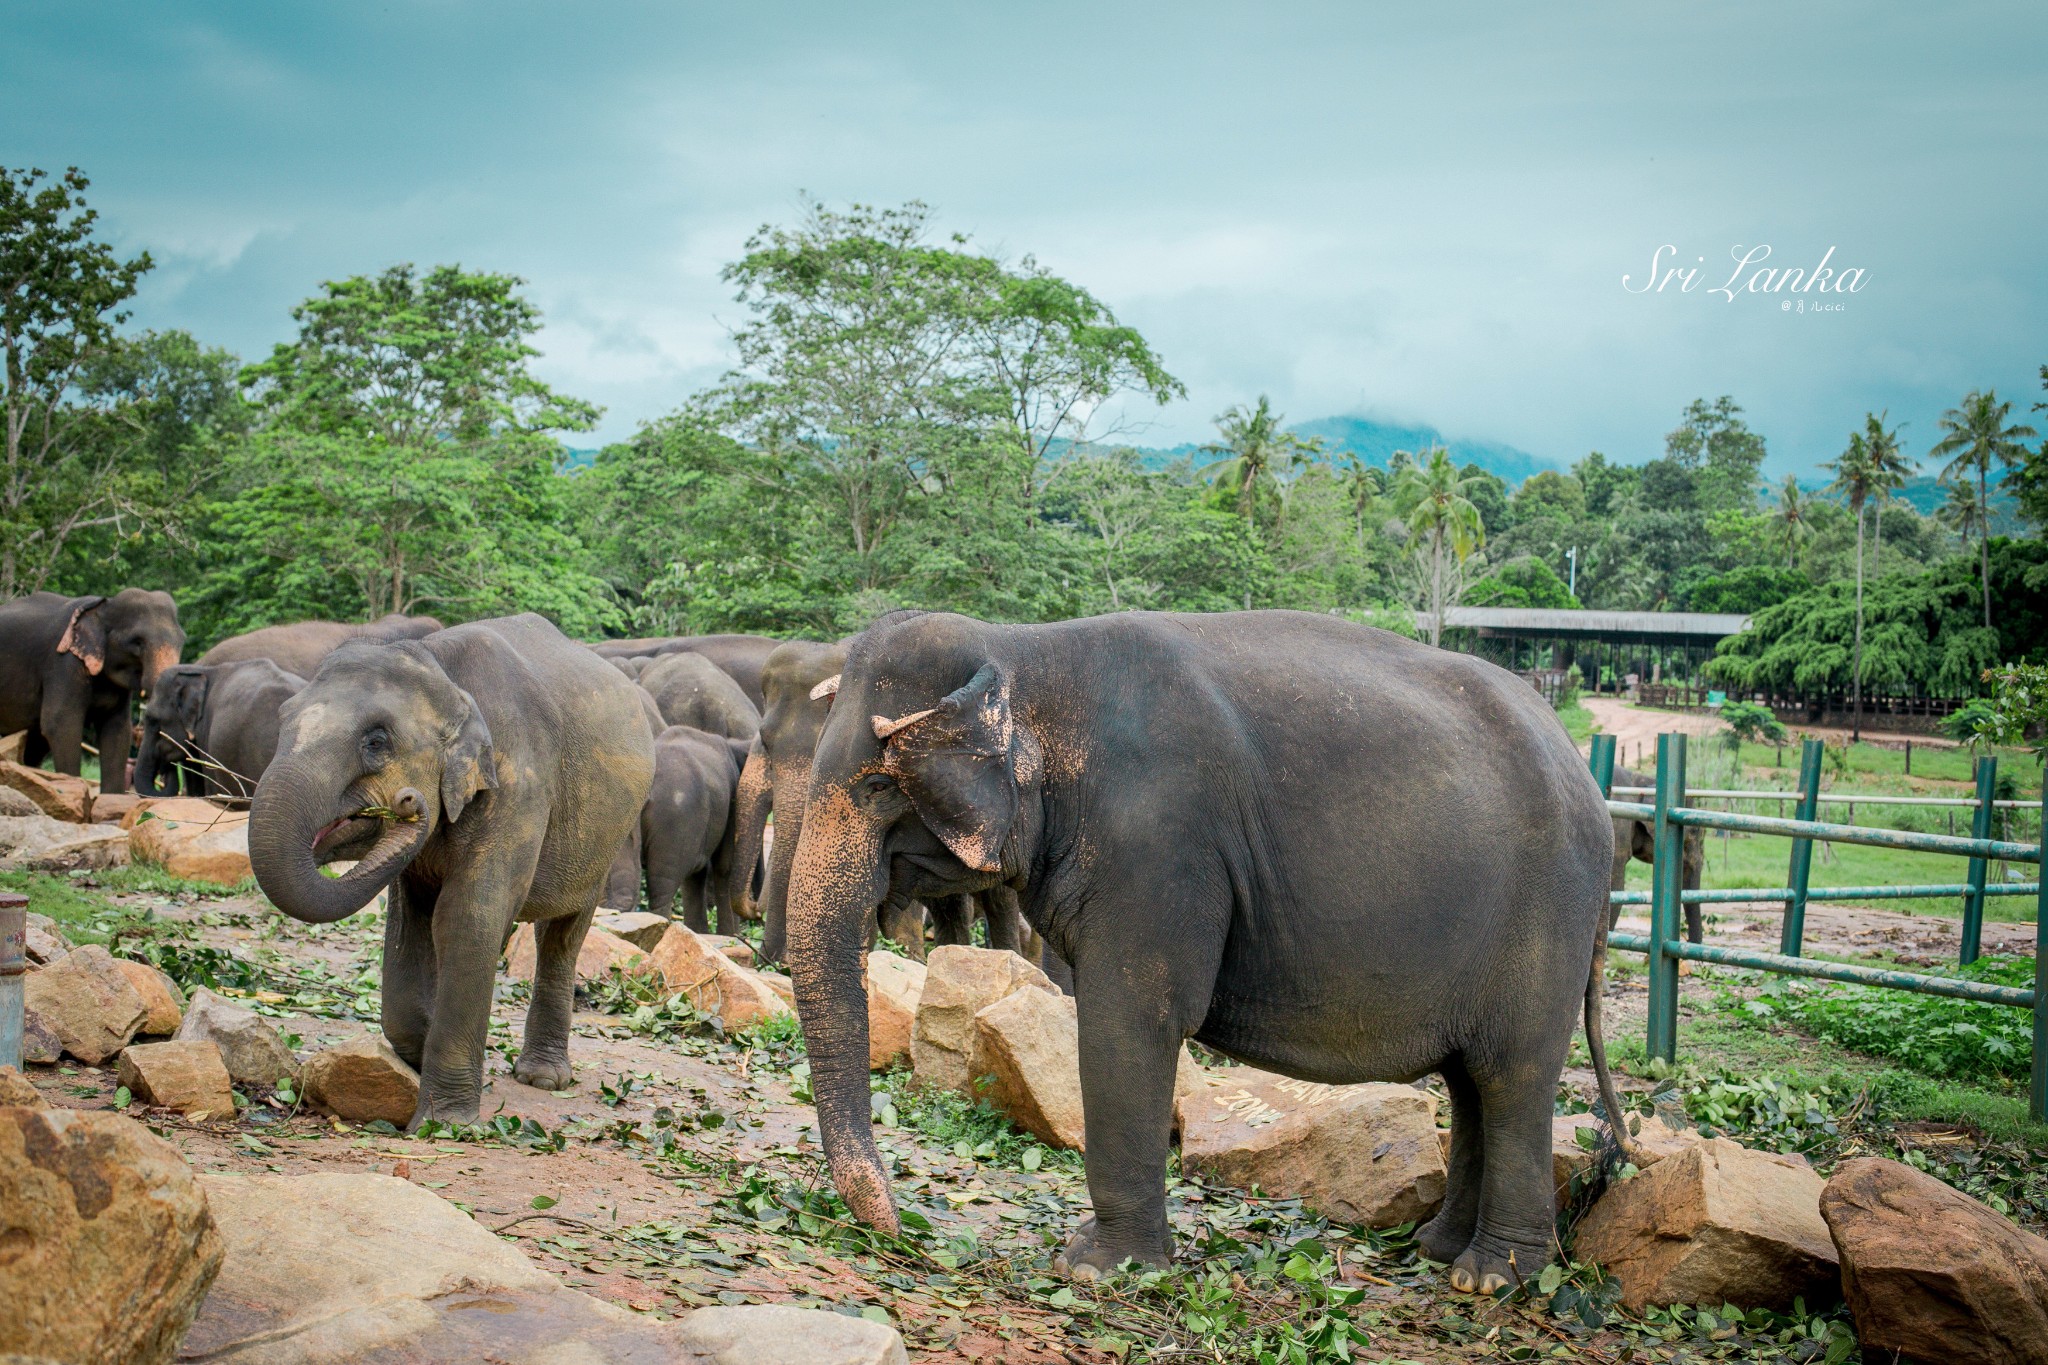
1582, 697, 1961, 766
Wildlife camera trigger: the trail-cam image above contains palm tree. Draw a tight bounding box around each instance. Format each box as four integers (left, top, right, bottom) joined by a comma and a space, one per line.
1937, 478, 1986, 548
1393, 447, 1486, 646
1931, 389, 2038, 628
1861, 411, 1912, 574
1772, 474, 1811, 569
1337, 454, 1384, 556
1198, 395, 1294, 518
1825, 431, 1877, 740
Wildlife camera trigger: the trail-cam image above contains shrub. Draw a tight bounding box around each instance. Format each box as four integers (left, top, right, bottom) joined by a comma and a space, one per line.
1719, 698, 1787, 748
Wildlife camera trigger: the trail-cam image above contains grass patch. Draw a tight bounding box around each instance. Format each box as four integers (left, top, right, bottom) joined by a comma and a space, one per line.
0, 869, 117, 943
1555, 700, 1594, 744
1730, 960, 2035, 1085
1621, 832, 2040, 921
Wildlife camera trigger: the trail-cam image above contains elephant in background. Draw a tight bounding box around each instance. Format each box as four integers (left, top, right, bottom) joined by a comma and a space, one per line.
201, 613, 443, 679
246, 614, 653, 1126
639, 652, 760, 742
588, 634, 778, 709
135, 659, 306, 799
784, 609, 1621, 1291
1608, 765, 1705, 942
640, 725, 748, 932
0, 589, 185, 793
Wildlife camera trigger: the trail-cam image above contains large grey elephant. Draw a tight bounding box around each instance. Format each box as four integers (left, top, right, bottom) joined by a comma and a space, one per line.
784, 610, 1622, 1292
201, 613, 443, 679
246, 614, 654, 1126
0, 589, 185, 793
588, 634, 778, 708
1609, 765, 1705, 942
135, 659, 306, 799
638, 652, 760, 741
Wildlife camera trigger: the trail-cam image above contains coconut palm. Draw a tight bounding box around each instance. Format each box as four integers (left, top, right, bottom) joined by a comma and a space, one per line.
1337, 454, 1385, 555
1772, 474, 1812, 569
1860, 411, 1912, 574
1198, 395, 1296, 518
1932, 389, 2038, 628
1825, 430, 1877, 740
1937, 478, 1986, 548
1393, 446, 1487, 646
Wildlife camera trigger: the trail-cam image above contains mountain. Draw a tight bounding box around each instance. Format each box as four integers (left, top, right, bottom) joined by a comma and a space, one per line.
1286, 416, 1558, 484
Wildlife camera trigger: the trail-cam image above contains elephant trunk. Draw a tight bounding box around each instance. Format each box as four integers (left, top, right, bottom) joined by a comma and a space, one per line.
756, 756, 811, 965
140, 643, 181, 698
248, 760, 429, 924
726, 741, 772, 920
786, 788, 896, 1235
134, 718, 177, 798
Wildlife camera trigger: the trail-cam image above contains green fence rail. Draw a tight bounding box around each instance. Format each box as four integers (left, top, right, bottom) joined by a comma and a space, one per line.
1589, 732, 2048, 1122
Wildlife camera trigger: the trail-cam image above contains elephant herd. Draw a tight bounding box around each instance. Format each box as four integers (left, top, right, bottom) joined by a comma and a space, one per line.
1, 591, 1633, 1293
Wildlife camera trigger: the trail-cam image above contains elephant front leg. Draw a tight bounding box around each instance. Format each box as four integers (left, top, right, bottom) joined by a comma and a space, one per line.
516, 908, 592, 1094
380, 881, 438, 1072
411, 868, 538, 1127
96, 706, 134, 794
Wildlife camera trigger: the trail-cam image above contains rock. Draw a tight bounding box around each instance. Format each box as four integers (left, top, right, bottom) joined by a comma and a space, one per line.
1821, 1156, 2048, 1365
0, 1107, 224, 1365
1550, 1113, 1702, 1207
0, 815, 128, 871
183, 1172, 905, 1363
0, 783, 40, 816
593, 908, 672, 951
22, 943, 149, 1064
757, 969, 795, 1007
0, 1065, 45, 1107
114, 957, 185, 1034
20, 1011, 62, 1065
702, 933, 758, 966
910, 945, 1056, 1095
117, 1040, 238, 1120
1177, 1069, 1446, 1227
128, 806, 251, 885
674, 1305, 909, 1364
502, 922, 652, 984
119, 796, 233, 831
648, 925, 791, 1029
866, 951, 926, 1071
0, 760, 93, 822
973, 986, 1085, 1149
1575, 1137, 1837, 1310
300, 1033, 420, 1125
0, 729, 23, 763
24, 912, 68, 965
91, 792, 144, 826
174, 988, 301, 1088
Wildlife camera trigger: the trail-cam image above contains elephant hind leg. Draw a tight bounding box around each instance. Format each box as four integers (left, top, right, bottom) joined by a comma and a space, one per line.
1415, 1056, 1482, 1265
1449, 1054, 1563, 1295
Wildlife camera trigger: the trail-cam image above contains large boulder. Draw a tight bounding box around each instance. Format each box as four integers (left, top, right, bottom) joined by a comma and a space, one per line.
117, 1040, 237, 1120
184, 1173, 907, 1364
592, 908, 672, 952
114, 958, 185, 1035
91, 792, 144, 826
1821, 1156, 2048, 1365
0, 1065, 45, 1107
24, 911, 69, 965
23, 943, 149, 1064
174, 988, 301, 1089
119, 797, 233, 831
866, 950, 926, 1071
1550, 1112, 1704, 1207
647, 925, 791, 1029
502, 922, 651, 984
0, 1107, 224, 1365
127, 807, 251, 886
910, 945, 1056, 1095
973, 986, 1084, 1148
1177, 1069, 1446, 1227
1574, 1137, 1836, 1310
299, 1034, 420, 1126
0, 815, 128, 871
0, 760, 93, 822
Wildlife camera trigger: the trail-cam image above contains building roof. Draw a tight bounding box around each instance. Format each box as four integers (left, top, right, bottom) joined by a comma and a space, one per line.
1418, 607, 1751, 642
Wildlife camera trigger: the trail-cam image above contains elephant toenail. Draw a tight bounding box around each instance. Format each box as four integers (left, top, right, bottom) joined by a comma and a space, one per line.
1449, 1268, 1474, 1292
1479, 1273, 1508, 1294
1070, 1261, 1101, 1283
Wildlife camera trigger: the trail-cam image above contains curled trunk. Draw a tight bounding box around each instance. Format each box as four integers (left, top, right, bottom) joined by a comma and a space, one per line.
248, 762, 429, 924
726, 741, 772, 920
134, 719, 179, 798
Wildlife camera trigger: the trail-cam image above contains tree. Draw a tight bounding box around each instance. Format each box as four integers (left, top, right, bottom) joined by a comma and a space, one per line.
2003, 364, 2048, 532
1465, 555, 1577, 609
1393, 447, 1486, 646
1198, 395, 1306, 520
1932, 389, 2037, 629
1936, 478, 1987, 550
0, 165, 153, 597
1772, 474, 1812, 569
1824, 429, 1877, 738
1665, 396, 1767, 513
1335, 454, 1384, 557
1860, 411, 1912, 573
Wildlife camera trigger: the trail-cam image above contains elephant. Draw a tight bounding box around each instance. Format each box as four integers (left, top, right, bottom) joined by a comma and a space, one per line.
639, 725, 748, 932
783, 609, 1624, 1292
135, 659, 307, 800
588, 634, 778, 709
201, 613, 443, 679
728, 639, 846, 964
638, 651, 761, 742
1608, 765, 1706, 942
246, 613, 654, 1126
0, 589, 185, 793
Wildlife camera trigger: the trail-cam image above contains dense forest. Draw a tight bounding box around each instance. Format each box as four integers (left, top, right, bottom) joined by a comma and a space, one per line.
7, 170, 2047, 698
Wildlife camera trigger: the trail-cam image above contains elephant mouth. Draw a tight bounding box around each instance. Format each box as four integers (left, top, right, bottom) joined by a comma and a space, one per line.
311, 799, 423, 860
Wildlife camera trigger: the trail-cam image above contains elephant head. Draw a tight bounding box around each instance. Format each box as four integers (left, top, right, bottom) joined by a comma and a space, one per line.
248, 640, 497, 924
787, 639, 1042, 1234
729, 640, 848, 963
58, 589, 185, 697
135, 665, 212, 797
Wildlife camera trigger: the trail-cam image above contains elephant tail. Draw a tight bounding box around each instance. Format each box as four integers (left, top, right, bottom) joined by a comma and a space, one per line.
1583, 921, 1639, 1167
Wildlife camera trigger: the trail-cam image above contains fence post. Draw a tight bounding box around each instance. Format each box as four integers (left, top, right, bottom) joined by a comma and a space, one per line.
0, 892, 26, 1072
1961, 755, 1998, 966
1780, 739, 1825, 957
1647, 733, 1687, 1064
2034, 783, 2047, 1124
1590, 733, 1616, 795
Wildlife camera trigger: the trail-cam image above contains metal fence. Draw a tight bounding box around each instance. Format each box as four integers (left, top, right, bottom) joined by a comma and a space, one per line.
1591, 732, 2047, 1122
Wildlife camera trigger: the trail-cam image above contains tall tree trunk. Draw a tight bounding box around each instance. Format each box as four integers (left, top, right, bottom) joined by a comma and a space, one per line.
1852, 505, 1864, 742
1430, 526, 1445, 648
1979, 464, 1992, 629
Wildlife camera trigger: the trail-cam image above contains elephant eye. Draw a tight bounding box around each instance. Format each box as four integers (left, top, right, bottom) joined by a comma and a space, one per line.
362, 728, 392, 760
859, 772, 896, 797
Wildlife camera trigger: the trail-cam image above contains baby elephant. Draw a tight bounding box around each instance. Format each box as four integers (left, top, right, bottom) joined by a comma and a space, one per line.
641, 725, 748, 932
134, 659, 306, 799
247, 614, 654, 1127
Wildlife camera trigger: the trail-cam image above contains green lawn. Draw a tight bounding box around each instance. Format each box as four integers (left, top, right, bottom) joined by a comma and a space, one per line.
1620, 832, 2039, 922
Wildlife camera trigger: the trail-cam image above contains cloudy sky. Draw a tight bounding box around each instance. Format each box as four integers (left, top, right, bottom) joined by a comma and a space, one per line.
6, 3, 2044, 475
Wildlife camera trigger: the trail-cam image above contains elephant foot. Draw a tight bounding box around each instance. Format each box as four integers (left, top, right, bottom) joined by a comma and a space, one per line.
1447, 1235, 1546, 1297
513, 1051, 575, 1092
1052, 1217, 1171, 1282
1413, 1209, 1474, 1265
406, 1094, 483, 1132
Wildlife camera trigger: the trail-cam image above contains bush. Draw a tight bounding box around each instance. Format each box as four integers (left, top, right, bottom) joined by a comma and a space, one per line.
1742, 958, 2036, 1085
1941, 697, 1997, 744
1719, 698, 1787, 748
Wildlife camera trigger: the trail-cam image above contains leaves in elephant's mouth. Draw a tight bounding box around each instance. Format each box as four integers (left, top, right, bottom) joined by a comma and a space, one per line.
355, 805, 421, 823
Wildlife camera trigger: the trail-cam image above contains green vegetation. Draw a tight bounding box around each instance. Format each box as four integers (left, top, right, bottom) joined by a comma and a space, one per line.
1735, 960, 2036, 1085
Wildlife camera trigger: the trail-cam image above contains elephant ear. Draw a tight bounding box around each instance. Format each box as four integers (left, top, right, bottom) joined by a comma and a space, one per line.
874, 663, 1018, 874
171, 669, 211, 735
56, 597, 108, 676
440, 691, 498, 824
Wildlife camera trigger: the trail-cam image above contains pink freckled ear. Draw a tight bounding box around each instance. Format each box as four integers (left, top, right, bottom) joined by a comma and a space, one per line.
871, 708, 935, 741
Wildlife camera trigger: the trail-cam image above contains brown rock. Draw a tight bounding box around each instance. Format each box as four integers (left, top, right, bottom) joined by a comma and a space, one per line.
114, 958, 185, 1034
592, 908, 672, 951
0, 1107, 224, 1365
1177, 1070, 1446, 1227
0, 729, 23, 763
910, 945, 1056, 1095
117, 1040, 237, 1120
128, 806, 251, 885
174, 988, 301, 1088
20, 1010, 62, 1065
973, 986, 1085, 1149
647, 925, 791, 1029
1575, 1137, 1837, 1310
1822, 1156, 2048, 1365
0, 1066, 45, 1108
703, 933, 758, 966
866, 951, 926, 1071
1550, 1113, 1701, 1207
675, 1305, 909, 1364
0, 783, 39, 817
0, 816, 129, 871
757, 968, 796, 1007
0, 760, 93, 822
91, 792, 143, 826
300, 1033, 420, 1126
118, 796, 232, 832
24, 912, 68, 965
23, 944, 149, 1064
502, 922, 651, 983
